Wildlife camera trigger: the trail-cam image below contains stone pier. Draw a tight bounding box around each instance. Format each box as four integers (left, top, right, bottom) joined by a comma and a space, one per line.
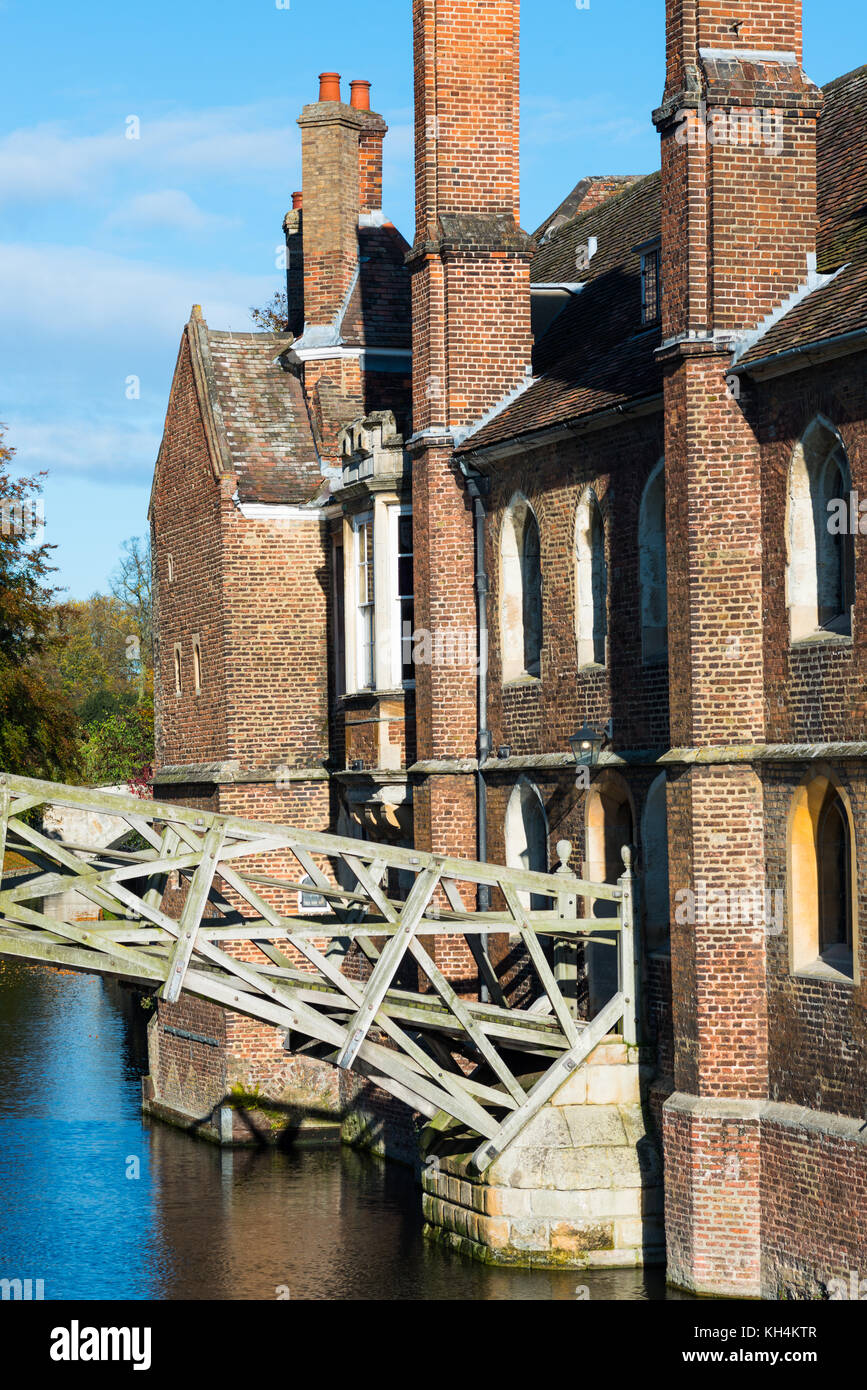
421, 1038, 665, 1267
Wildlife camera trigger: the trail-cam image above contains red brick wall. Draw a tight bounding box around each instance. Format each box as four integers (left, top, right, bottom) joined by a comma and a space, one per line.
761, 1115, 867, 1298
412, 0, 521, 226
756, 355, 867, 743
222, 514, 330, 770
484, 422, 668, 758
151, 333, 229, 769
664, 1102, 763, 1296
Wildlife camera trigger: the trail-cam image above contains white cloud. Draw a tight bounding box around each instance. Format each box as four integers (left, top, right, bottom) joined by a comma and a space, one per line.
105, 189, 235, 235
0, 106, 300, 204
522, 96, 649, 149
0, 241, 273, 341
5, 416, 160, 479
0, 243, 275, 482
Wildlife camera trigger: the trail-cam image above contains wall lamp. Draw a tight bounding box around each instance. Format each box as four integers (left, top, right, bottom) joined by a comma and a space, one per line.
568, 720, 613, 769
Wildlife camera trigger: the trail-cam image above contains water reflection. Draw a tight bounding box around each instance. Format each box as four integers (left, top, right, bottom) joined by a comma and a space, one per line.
0, 963, 684, 1300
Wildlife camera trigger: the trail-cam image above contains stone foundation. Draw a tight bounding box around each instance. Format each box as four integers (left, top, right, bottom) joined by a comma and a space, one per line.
421, 1039, 665, 1267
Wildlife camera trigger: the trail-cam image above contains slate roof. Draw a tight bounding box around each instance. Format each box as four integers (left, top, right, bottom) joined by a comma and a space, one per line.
206, 331, 321, 505
460, 62, 867, 452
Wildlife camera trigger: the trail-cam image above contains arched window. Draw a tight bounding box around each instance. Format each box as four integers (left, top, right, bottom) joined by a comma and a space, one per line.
789, 774, 856, 980
575, 489, 608, 667
787, 418, 854, 641
639, 460, 667, 661
501, 495, 543, 681
505, 777, 550, 912
641, 774, 670, 955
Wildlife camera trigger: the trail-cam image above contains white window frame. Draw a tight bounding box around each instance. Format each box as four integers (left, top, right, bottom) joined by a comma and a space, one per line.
352, 511, 376, 692
389, 503, 415, 689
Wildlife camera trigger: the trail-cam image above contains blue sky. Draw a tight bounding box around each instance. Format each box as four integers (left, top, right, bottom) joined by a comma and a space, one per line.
1, 0, 863, 598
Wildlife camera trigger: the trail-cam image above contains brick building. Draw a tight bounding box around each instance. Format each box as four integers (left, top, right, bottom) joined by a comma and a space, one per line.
150, 0, 867, 1295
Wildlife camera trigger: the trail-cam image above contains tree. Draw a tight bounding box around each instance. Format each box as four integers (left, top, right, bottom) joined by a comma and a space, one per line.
0, 426, 79, 780
78, 702, 153, 788
249, 290, 290, 333
110, 534, 153, 677
53, 594, 139, 723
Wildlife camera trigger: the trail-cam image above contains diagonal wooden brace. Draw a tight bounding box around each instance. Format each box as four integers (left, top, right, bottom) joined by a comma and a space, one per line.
161, 821, 227, 1003
470, 989, 626, 1175
336, 863, 441, 1070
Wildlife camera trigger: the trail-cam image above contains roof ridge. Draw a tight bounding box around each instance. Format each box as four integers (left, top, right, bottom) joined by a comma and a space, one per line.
822, 62, 867, 93
534, 169, 660, 249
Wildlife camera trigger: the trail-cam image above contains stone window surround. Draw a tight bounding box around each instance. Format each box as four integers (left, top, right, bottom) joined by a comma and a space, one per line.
786, 415, 855, 645
787, 768, 859, 986
575, 484, 608, 670
343, 495, 414, 695
500, 491, 543, 685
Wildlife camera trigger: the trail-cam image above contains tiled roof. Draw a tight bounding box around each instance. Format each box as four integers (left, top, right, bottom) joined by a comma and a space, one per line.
459, 173, 663, 453
206, 331, 321, 504
533, 175, 642, 243
341, 223, 412, 350
722, 63, 867, 368
462, 62, 867, 449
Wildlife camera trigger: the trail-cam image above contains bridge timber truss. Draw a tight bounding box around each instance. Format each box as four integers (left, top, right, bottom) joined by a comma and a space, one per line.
0, 772, 638, 1174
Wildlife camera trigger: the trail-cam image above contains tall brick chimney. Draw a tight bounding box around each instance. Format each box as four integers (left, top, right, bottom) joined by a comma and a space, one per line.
654, 0, 821, 339
653, 1, 821, 1298
408, 0, 533, 889
352, 81, 387, 214
297, 72, 366, 332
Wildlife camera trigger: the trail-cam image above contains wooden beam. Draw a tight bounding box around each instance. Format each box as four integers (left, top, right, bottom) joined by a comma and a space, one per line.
471, 991, 626, 1175
501, 884, 579, 1046
336, 864, 440, 1069
161, 822, 227, 1003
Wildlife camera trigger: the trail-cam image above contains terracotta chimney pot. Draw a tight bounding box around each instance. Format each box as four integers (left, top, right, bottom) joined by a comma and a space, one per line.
291, 191, 303, 210
318, 72, 341, 103
350, 80, 372, 111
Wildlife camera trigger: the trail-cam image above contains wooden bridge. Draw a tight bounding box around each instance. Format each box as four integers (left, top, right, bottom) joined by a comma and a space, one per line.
0, 772, 638, 1174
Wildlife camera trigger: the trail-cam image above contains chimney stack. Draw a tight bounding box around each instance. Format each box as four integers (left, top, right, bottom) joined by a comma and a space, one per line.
298, 71, 364, 330
409, 0, 531, 433
353, 80, 386, 213
350, 79, 371, 110
407, 0, 532, 871
653, 0, 820, 337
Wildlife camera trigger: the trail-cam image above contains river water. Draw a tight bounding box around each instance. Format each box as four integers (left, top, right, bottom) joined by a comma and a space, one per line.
0, 961, 683, 1300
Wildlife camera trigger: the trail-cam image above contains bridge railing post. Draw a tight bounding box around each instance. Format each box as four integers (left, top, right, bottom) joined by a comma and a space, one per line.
554, 840, 578, 1019
618, 844, 639, 1046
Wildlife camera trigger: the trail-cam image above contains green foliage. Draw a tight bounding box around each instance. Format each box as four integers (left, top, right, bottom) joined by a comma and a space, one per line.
78, 701, 154, 787
53, 593, 140, 721
249, 290, 290, 333
0, 426, 79, 780
0, 428, 155, 791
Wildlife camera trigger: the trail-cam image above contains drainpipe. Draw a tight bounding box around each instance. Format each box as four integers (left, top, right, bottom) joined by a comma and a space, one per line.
460, 463, 492, 1001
